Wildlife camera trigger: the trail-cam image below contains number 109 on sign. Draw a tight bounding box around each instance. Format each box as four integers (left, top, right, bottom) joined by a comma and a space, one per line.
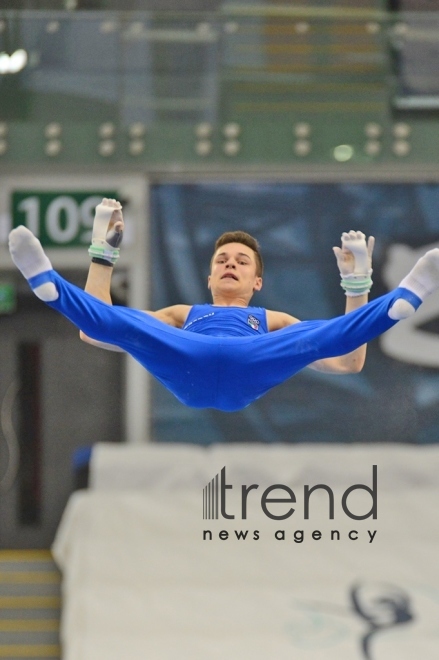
12, 191, 118, 247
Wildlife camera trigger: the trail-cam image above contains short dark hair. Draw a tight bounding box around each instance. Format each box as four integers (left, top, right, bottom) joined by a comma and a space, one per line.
212, 231, 263, 277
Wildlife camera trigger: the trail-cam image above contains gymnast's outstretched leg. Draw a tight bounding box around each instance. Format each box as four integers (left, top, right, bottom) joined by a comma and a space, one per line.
7, 225, 221, 408
298, 243, 439, 356
8, 228, 151, 350
268, 285, 421, 367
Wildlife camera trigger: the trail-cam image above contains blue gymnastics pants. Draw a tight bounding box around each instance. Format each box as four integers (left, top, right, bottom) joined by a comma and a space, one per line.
28, 270, 421, 412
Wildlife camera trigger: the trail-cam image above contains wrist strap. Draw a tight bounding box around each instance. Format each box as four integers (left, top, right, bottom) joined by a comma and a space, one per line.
88, 241, 120, 265
341, 274, 373, 297
91, 256, 114, 267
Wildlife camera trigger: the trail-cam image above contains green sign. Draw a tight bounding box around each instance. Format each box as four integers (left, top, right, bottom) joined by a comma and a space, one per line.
12, 191, 118, 247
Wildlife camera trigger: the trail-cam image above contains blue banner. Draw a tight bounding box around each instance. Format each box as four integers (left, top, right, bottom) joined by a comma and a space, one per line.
150, 182, 439, 444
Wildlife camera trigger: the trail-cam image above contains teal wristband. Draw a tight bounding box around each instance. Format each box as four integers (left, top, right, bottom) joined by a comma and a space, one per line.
88, 242, 120, 265
340, 274, 372, 296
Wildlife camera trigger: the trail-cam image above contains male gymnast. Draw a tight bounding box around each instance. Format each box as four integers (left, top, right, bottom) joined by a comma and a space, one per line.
8, 198, 439, 412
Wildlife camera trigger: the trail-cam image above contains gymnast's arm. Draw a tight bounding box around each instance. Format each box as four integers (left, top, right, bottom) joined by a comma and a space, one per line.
79, 261, 125, 351
79, 198, 190, 350
80, 262, 190, 349
267, 230, 373, 373
308, 293, 368, 373
266, 300, 368, 374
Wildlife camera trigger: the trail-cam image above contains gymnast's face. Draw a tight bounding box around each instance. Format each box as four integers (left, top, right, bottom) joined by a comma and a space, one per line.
208, 242, 263, 302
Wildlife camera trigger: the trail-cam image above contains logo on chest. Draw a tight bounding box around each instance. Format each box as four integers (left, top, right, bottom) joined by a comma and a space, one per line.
247, 314, 260, 331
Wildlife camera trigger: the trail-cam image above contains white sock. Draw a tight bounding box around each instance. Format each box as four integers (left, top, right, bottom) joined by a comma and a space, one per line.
389, 248, 439, 320
9, 226, 59, 301
388, 299, 417, 321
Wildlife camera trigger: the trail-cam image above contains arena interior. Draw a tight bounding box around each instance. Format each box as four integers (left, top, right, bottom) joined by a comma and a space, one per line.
1, 0, 439, 658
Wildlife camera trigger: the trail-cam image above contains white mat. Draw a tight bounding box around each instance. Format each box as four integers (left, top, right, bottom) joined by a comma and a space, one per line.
54, 443, 439, 660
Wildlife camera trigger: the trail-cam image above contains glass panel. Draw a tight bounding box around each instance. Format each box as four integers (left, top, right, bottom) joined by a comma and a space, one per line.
0, 6, 412, 165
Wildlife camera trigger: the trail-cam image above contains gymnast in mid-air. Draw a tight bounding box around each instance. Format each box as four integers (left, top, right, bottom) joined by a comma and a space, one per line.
8, 198, 439, 412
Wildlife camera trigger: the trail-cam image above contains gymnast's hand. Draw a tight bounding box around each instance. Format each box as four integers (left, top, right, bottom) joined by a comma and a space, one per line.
88, 198, 124, 266
333, 230, 375, 296
99, 198, 124, 248
333, 230, 374, 277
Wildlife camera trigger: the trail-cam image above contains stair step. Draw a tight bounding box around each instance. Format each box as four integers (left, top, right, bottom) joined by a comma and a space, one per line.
0, 552, 61, 660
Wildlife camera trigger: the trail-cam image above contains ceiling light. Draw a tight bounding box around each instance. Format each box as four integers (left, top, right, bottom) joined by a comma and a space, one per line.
195, 122, 213, 139
45, 123, 62, 139
393, 123, 411, 139
364, 140, 381, 156
223, 123, 241, 139
98, 140, 116, 157
99, 123, 115, 139
195, 140, 212, 156
129, 122, 146, 138
364, 122, 382, 138
128, 140, 145, 156
294, 122, 311, 138
45, 140, 62, 157
294, 140, 311, 156
0, 49, 28, 75
333, 144, 354, 162
223, 140, 240, 156
46, 21, 60, 34
393, 140, 410, 157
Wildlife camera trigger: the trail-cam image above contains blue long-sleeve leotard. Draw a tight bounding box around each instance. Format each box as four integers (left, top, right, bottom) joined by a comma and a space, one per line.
28, 270, 421, 412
